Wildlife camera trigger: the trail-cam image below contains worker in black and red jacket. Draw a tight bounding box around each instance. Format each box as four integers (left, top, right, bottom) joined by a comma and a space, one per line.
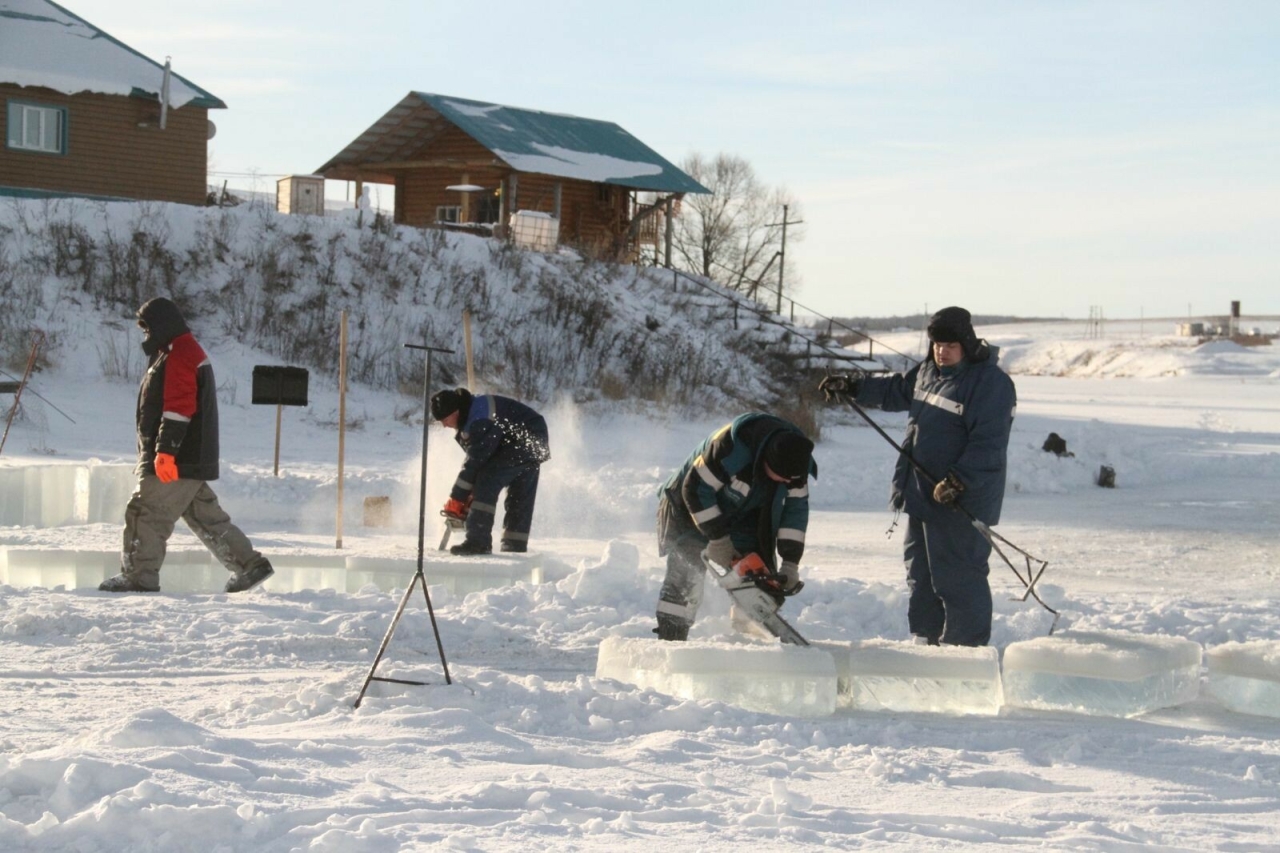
99, 297, 273, 594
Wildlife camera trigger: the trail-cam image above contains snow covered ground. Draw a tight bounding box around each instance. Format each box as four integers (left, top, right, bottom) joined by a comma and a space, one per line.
2, 320, 1279, 851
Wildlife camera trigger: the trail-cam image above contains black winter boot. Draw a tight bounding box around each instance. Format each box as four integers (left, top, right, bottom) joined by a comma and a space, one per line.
653, 613, 691, 642
99, 573, 159, 593
500, 540, 527, 553
450, 540, 492, 556
225, 560, 274, 593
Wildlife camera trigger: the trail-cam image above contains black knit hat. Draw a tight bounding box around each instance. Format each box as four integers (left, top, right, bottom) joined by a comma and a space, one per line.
764, 432, 814, 482
430, 387, 473, 421
927, 306, 980, 358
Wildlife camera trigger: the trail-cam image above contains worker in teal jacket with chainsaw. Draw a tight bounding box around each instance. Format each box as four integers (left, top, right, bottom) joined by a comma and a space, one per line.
654, 413, 816, 641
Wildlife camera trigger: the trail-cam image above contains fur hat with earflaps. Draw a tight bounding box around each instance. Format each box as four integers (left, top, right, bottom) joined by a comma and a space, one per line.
927, 306, 985, 360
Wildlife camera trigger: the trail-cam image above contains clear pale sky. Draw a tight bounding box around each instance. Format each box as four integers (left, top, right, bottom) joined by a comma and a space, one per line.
68, 0, 1278, 319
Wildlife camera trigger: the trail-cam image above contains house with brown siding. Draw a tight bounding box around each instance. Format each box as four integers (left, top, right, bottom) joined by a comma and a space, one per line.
315, 92, 708, 261
0, 0, 225, 205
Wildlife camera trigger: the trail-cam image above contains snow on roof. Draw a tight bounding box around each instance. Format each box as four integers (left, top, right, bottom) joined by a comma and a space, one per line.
316, 92, 707, 193
0, 0, 224, 109
421, 93, 705, 193
491, 143, 664, 185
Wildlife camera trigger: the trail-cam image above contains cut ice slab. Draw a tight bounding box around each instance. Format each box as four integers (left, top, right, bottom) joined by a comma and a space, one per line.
818, 640, 1002, 716
0, 463, 134, 527
0, 549, 115, 589
596, 636, 838, 718
0, 547, 542, 595
1002, 630, 1202, 718
1205, 641, 1280, 719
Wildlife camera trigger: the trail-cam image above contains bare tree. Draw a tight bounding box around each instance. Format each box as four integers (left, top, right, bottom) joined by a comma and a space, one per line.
671, 152, 804, 301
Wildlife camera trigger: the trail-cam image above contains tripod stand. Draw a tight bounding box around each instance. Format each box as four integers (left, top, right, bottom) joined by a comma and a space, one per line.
354, 342, 455, 708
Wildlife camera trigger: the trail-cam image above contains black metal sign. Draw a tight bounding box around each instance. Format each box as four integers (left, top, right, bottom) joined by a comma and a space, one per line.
252, 366, 309, 407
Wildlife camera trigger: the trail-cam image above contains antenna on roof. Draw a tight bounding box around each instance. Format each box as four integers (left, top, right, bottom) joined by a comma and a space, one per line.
160, 56, 171, 130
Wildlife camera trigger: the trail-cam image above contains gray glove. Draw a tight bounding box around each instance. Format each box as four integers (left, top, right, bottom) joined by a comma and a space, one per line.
779, 560, 801, 593
702, 536, 736, 569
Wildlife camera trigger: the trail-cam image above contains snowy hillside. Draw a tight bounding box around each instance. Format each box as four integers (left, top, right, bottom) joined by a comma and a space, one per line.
2, 241, 1279, 848
0, 197, 839, 417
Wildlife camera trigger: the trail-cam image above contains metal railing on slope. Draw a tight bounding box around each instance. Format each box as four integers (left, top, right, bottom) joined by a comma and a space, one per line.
656, 267, 920, 373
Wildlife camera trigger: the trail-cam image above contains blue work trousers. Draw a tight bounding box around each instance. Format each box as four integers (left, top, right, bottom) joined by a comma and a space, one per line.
903, 511, 993, 646
466, 462, 540, 550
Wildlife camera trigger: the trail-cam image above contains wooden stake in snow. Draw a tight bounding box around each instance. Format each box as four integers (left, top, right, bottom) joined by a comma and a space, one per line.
463, 309, 476, 391
336, 309, 349, 549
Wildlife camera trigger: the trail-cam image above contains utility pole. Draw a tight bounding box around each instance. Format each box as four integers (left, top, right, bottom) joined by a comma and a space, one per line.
767, 205, 804, 315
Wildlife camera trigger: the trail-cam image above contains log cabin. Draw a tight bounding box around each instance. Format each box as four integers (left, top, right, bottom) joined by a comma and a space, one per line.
315, 92, 708, 261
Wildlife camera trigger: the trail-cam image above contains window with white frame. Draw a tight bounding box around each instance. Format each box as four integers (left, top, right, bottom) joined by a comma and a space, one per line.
6, 101, 66, 154
435, 205, 461, 224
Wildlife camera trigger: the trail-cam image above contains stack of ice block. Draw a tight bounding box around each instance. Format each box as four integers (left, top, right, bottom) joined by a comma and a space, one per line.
261, 553, 350, 593
1204, 641, 1280, 719
0, 464, 134, 527
153, 549, 222, 593
0, 549, 116, 590
1002, 630, 1202, 717
595, 636, 839, 717
340, 554, 540, 595
819, 640, 1003, 715
83, 464, 137, 523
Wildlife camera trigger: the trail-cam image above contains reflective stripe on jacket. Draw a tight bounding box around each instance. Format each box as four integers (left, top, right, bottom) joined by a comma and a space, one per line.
660, 412, 815, 567
856, 348, 1015, 524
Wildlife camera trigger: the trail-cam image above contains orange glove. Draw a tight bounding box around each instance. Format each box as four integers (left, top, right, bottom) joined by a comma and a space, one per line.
154, 452, 179, 483
733, 553, 769, 578
733, 553, 786, 605
442, 497, 470, 521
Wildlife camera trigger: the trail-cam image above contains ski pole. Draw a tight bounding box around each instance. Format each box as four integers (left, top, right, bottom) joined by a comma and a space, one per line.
834, 390, 1060, 632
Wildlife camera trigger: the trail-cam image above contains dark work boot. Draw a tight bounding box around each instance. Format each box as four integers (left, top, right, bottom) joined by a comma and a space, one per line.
500, 540, 527, 553
99, 573, 160, 593
653, 613, 691, 642
225, 560, 274, 593
450, 540, 492, 556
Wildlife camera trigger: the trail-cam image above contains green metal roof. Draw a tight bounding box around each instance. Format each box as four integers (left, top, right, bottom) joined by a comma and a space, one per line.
316, 91, 707, 194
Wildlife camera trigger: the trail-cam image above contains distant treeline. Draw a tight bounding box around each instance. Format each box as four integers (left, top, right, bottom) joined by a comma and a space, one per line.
811, 314, 1055, 333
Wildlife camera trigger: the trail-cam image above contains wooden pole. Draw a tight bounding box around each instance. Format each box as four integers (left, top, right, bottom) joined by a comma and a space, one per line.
462, 309, 476, 391
664, 196, 674, 268
273, 403, 282, 477
777, 205, 787, 315
336, 310, 348, 548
